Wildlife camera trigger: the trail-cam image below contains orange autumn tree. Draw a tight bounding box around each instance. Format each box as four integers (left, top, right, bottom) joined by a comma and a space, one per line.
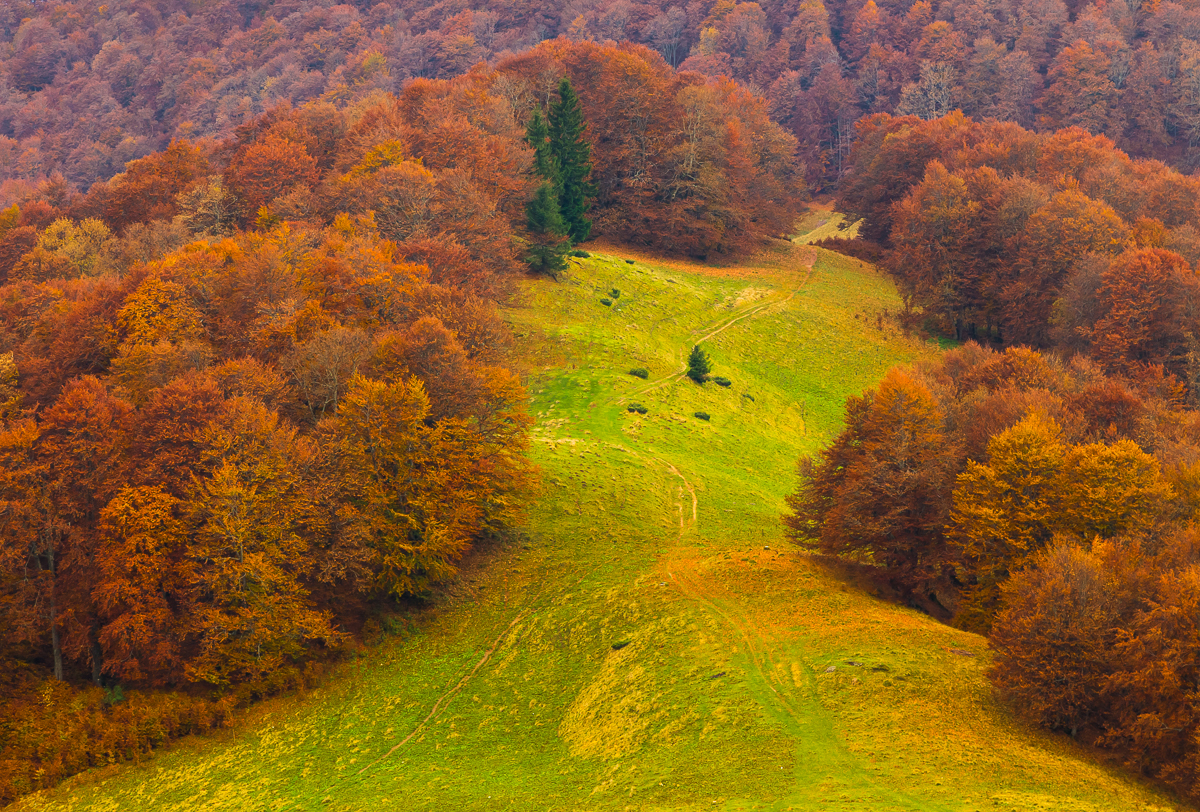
91, 140, 213, 232
989, 541, 1133, 737
950, 412, 1170, 628
1089, 247, 1200, 379
328, 376, 480, 596
92, 486, 193, 684
185, 397, 338, 688
225, 135, 320, 222
785, 368, 958, 606
991, 530, 1200, 794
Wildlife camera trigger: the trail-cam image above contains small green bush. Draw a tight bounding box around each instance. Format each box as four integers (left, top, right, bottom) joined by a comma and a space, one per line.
381, 614, 409, 637
742, 393, 755, 401
694, 411, 710, 421
625, 258, 635, 264
629, 367, 649, 379
627, 403, 648, 414
572, 249, 590, 258
712, 376, 732, 387
600, 298, 612, 306
611, 288, 620, 298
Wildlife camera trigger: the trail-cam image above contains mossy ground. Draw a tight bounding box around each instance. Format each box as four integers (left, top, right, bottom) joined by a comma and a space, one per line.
15, 225, 1189, 812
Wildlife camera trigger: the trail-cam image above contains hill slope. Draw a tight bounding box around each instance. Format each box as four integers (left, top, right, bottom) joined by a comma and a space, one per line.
14, 239, 1186, 812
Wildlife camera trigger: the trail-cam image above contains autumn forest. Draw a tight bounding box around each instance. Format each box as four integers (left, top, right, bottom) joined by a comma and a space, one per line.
2, 0, 1200, 807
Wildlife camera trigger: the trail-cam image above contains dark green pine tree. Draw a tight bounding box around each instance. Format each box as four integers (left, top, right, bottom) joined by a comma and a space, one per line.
525, 109, 557, 182
525, 182, 571, 279
686, 345, 711, 383
548, 77, 597, 244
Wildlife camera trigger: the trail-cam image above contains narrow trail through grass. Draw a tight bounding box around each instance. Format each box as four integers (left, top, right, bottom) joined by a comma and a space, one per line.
15, 229, 1191, 812
356, 610, 532, 776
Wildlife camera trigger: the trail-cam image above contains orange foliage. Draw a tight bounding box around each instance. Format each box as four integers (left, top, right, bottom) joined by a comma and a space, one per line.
225, 136, 320, 221
794, 342, 1200, 795
0, 219, 535, 704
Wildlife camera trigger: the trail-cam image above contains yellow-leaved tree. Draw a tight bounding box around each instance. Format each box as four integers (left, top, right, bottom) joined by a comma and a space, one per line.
328, 375, 488, 597
950, 411, 1170, 629
185, 397, 339, 687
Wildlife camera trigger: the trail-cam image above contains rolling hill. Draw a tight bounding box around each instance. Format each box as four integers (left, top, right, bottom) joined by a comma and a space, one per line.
13, 228, 1186, 812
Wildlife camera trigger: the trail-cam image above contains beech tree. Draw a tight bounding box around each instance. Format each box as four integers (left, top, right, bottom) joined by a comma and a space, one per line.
786, 369, 958, 603
950, 412, 1169, 626
186, 397, 336, 687
990, 541, 1127, 736
330, 376, 485, 597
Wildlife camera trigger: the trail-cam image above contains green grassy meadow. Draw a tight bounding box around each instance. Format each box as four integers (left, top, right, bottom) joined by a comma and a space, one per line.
15, 231, 1189, 812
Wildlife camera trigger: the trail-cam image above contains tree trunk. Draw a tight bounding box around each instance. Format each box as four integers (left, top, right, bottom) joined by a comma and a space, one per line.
49, 587, 63, 682
42, 540, 65, 681
90, 628, 103, 686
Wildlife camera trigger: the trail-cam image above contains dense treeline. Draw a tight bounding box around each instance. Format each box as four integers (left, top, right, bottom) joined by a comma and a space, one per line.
7, 0, 1200, 198
832, 111, 1200, 390
787, 342, 1200, 797
0, 220, 536, 689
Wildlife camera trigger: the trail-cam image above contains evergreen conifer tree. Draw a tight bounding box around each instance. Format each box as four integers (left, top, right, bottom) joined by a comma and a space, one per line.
686, 345, 711, 383
525, 183, 570, 278
525, 109, 557, 182
548, 77, 597, 244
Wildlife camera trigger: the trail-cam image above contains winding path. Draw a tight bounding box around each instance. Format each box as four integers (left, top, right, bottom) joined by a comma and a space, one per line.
356, 610, 529, 776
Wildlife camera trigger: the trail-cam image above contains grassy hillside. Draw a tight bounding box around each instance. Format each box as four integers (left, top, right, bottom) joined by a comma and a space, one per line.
14, 234, 1187, 812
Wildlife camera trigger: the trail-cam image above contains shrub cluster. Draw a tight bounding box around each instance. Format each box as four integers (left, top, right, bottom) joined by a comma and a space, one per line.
0, 678, 235, 804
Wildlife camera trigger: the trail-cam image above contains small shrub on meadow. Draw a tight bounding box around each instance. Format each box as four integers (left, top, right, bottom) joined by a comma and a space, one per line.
713, 376, 731, 387
627, 403, 648, 414
600, 298, 612, 306
629, 367, 649, 379
694, 411, 710, 421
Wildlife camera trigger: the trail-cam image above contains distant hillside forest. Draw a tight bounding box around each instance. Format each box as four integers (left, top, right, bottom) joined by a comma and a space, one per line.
5, 0, 1200, 198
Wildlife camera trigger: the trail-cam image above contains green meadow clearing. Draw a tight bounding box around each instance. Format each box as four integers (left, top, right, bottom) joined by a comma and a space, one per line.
15, 222, 1188, 811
